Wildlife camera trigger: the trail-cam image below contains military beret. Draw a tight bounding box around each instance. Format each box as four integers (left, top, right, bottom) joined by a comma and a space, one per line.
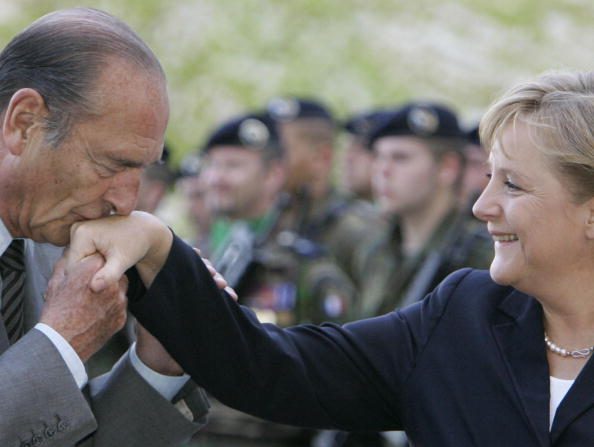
267, 96, 334, 123
368, 102, 464, 146
343, 109, 391, 149
465, 124, 481, 146
203, 112, 282, 155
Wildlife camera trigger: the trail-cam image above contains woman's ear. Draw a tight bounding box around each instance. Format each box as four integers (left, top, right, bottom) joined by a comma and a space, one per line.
2, 88, 47, 156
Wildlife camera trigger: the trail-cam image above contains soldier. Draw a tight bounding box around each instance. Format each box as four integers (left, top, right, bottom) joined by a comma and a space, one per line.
340, 109, 389, 202
267, 97, 386, 298
322, 103, 494, 447
193, 112, 356, 446
356, 102, 493, 318
177, 153, 213, 251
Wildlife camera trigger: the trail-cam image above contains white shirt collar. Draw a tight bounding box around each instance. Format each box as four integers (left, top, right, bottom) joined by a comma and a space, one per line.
0, 217, 13, 257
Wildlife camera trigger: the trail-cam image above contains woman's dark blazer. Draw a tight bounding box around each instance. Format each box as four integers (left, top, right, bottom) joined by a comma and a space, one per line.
130, 236, 594, 447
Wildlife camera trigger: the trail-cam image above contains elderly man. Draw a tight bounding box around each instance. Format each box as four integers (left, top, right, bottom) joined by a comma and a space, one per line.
0, 8, 208, 447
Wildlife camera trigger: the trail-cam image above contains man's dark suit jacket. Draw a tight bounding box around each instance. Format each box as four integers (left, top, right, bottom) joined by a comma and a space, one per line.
130, 236, 594, 447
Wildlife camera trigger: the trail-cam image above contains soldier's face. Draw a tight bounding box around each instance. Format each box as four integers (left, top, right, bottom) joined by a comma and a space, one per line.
372, 136, 440, 217
204, 146, 273, 219
342, 137, 373, 198
181, 175, 211, 229
278, 122, 317, 192
473, 122, 589, 295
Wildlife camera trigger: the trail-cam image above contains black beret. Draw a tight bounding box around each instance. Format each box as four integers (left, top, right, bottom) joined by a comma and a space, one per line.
343, 109, 392, 151
343, 109, 391, 138
267, 96, 333, 123
203, 112, 281, 155
368, 102, 464, 146
465, 124, 481, 146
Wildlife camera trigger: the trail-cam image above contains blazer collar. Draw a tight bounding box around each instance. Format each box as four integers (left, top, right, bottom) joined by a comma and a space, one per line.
492, 289, 550, 446
549, 334, 594, 442
494, 289, 594, 443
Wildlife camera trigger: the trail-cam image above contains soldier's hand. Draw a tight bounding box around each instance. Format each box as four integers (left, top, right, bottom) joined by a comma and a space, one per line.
40, 254, 128, 362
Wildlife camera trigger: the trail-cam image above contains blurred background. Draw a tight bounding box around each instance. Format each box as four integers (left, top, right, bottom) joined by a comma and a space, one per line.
3, 3, 594, 446
2, 0, 593, 163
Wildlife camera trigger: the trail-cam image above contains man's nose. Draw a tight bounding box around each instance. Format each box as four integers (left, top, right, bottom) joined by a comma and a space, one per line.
104, 169, 141, 215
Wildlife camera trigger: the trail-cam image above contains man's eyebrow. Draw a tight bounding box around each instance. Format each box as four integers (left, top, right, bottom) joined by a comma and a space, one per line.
111, 157, 145, 169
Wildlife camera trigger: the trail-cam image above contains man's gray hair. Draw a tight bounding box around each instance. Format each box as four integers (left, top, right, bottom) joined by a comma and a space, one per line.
0, 7, 165, 146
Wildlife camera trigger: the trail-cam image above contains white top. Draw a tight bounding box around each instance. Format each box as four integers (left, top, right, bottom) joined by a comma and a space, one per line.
549, 376, 574, 430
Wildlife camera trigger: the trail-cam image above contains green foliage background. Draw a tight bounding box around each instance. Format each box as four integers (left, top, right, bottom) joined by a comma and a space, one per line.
1, 0, 594, 164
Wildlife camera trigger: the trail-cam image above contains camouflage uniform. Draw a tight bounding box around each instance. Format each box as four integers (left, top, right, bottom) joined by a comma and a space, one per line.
278, 188, 387, 315
193, 109, 360, 446
209, 202, 356, 325
355, 210, 493, 318
193, 203, 356, 447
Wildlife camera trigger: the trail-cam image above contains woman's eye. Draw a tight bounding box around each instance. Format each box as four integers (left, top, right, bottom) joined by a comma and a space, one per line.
504, 180, 521, 191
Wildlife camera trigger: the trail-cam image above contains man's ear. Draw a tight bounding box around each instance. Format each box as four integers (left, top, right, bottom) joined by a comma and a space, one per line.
2, 88, 47, 156
585, 198, 594, 240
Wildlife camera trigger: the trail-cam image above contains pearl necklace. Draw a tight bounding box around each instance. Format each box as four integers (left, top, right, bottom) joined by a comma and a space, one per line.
544, 333, 594, 359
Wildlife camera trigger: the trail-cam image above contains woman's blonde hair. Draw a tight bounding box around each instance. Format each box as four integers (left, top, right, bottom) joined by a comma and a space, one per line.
480, 71, 594, 202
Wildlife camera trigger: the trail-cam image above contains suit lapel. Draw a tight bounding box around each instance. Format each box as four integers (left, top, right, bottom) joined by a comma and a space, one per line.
492, 290, 549, 446
550, 351, 594, 442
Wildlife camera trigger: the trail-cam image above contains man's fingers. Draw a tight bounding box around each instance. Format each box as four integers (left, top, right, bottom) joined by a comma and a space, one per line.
67, 223, 98, 265
90, 255, 126, 292
49, 256, 67, 281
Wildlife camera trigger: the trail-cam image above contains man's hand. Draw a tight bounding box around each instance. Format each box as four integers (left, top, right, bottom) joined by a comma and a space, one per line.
66, 211, 172, 292
39, 254, 128, 362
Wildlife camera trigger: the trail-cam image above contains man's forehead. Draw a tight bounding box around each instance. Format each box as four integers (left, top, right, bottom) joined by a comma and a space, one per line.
376, 136, 430, 153
206, 145, 260, 161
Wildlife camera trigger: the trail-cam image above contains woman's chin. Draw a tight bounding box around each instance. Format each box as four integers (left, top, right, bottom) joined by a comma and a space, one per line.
489, 262, 515, 286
